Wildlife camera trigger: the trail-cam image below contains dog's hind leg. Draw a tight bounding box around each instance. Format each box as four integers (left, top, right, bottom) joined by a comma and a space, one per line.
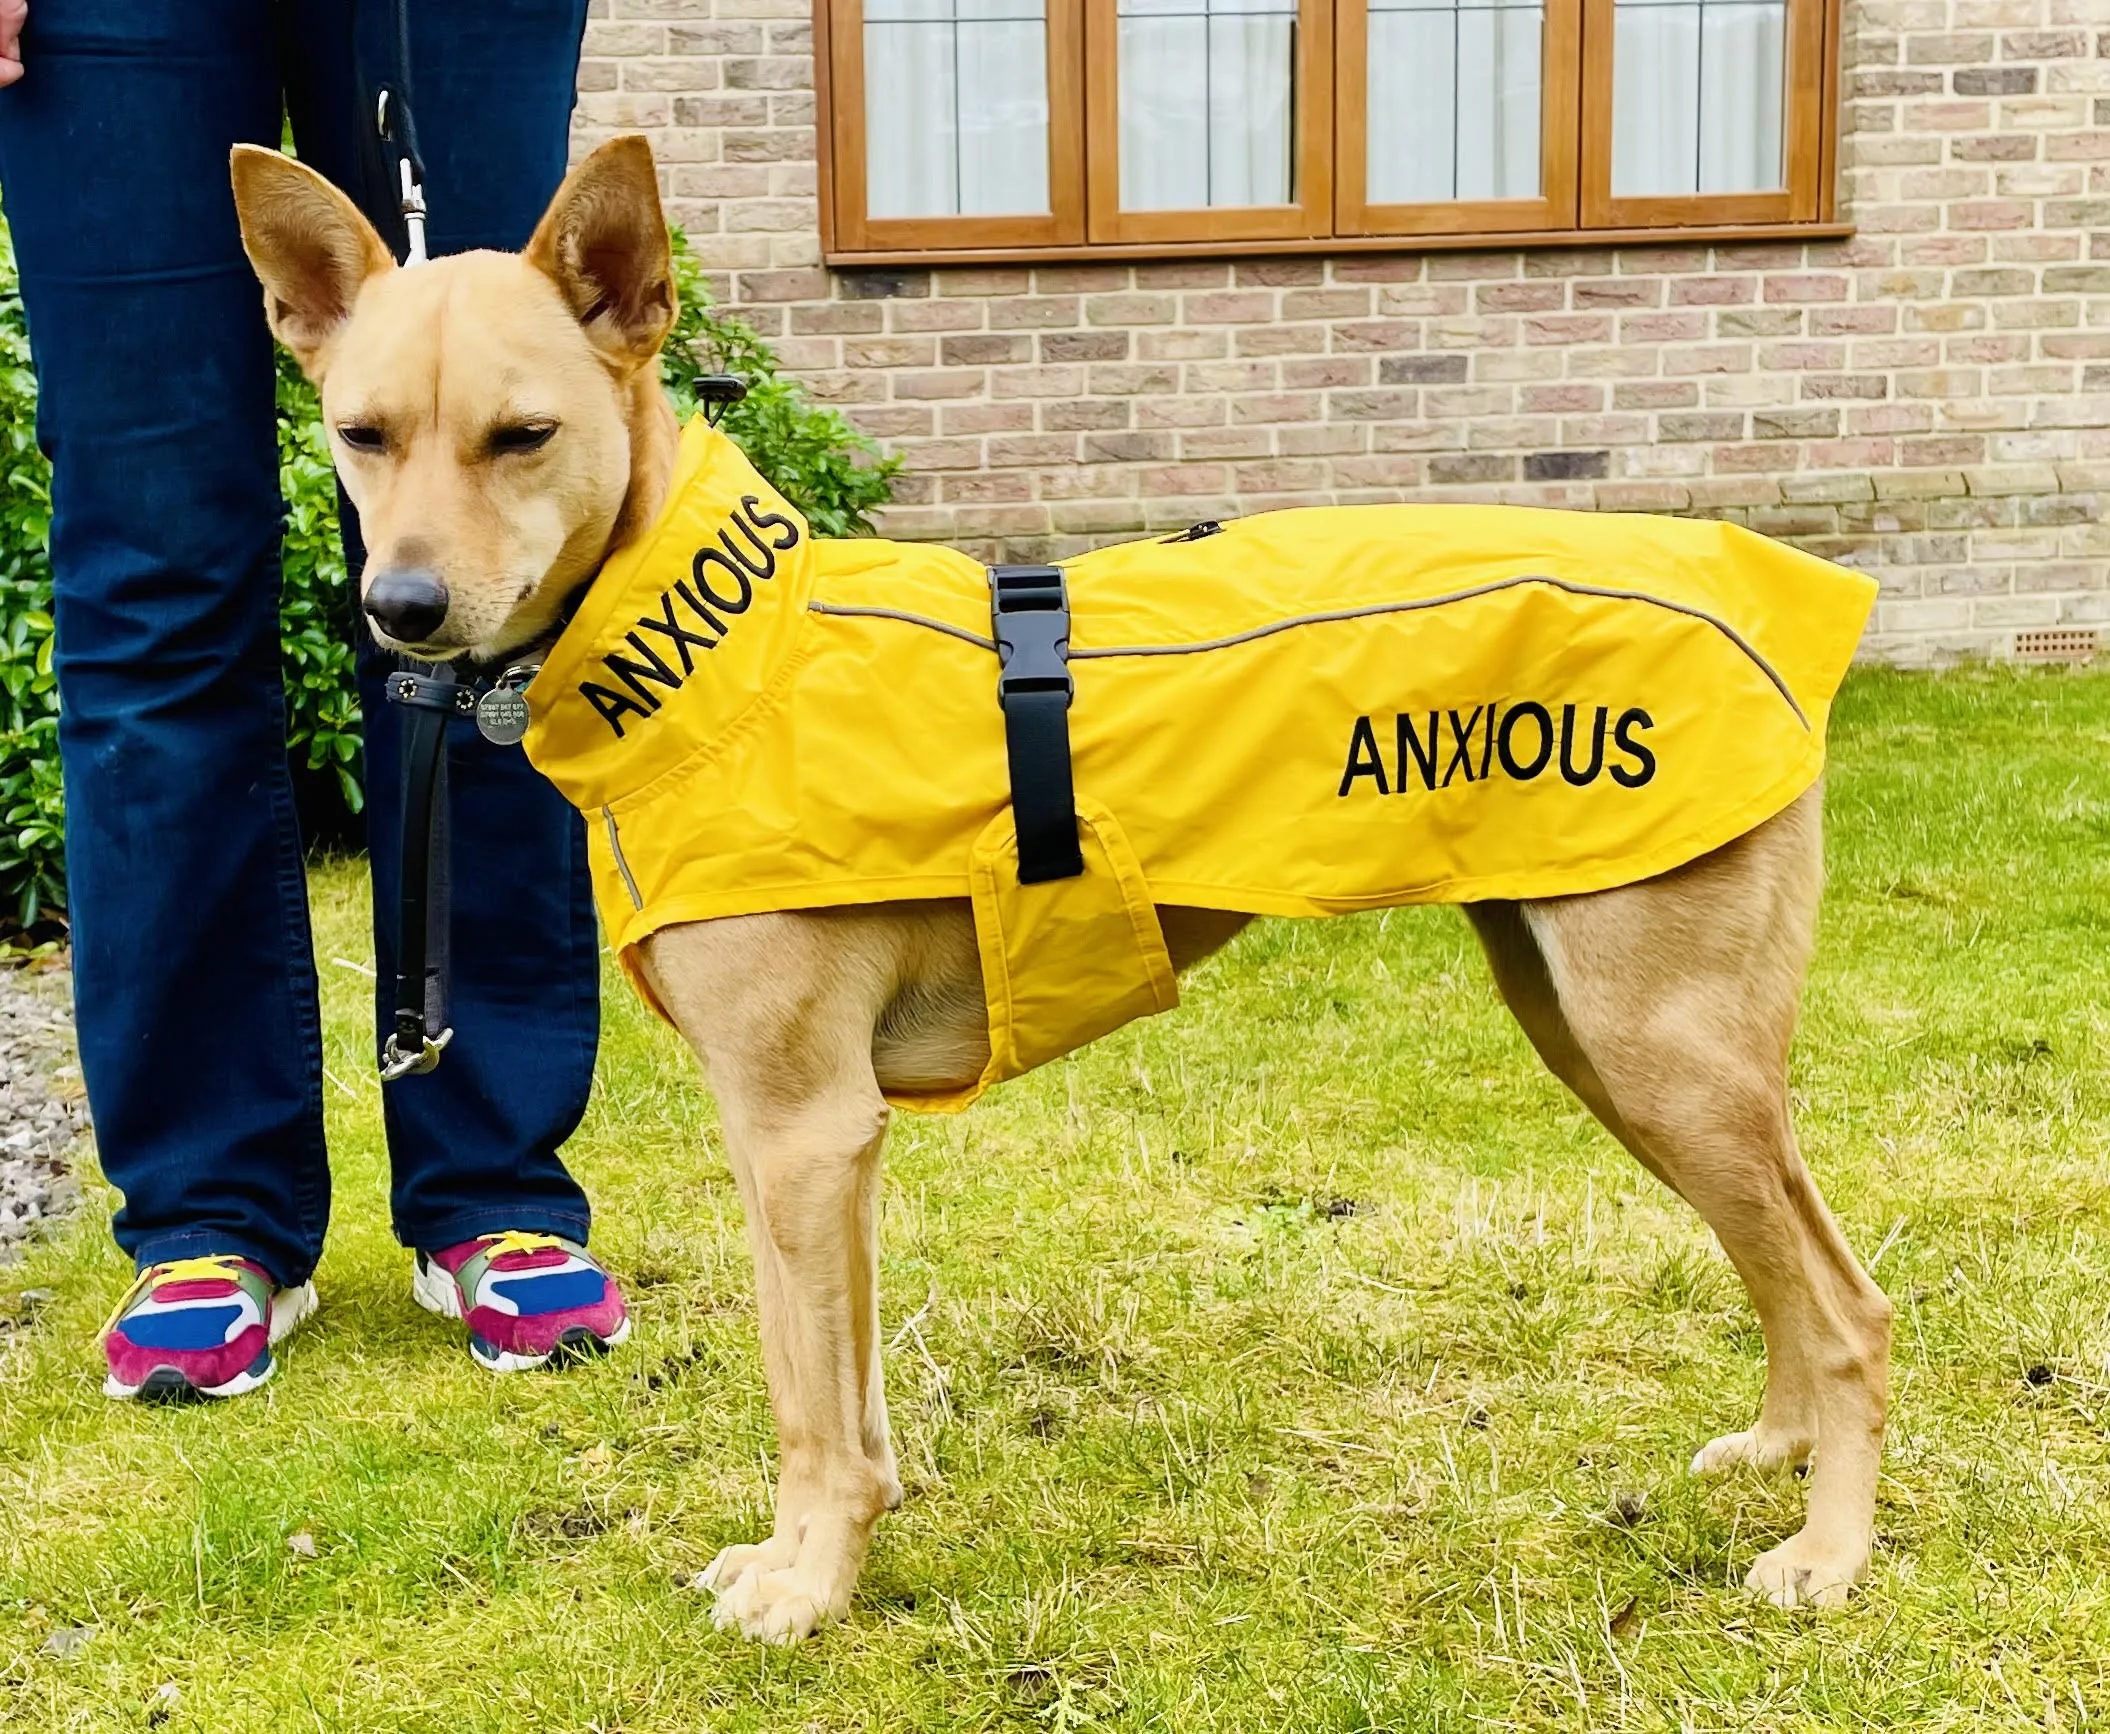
1471, 896, 1820, 1470
1465, 900, 1649, 1174
1476, 786, 1891, 1609
646, 913, 904, 1644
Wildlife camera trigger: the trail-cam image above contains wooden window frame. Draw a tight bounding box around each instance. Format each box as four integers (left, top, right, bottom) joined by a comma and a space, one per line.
1335, 0, 1581, 237
815, 0, 1844, 264
822, 0, 1087, 252
1083, 0, 1333, 245
1578, 0, 1833, 228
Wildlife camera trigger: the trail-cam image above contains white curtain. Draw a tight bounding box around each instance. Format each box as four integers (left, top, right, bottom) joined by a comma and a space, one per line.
1367, 0, 1543, 204
1118, 0, 1295, 210
1612, 0, 1784, 196
865, 0, 1051, 217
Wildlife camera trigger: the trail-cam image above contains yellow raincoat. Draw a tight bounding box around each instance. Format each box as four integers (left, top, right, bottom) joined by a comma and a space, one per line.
522, 419, 1874, 1110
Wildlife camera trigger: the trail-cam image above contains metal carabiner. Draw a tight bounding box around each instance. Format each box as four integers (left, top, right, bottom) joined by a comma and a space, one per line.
379, 1026, 453, 1082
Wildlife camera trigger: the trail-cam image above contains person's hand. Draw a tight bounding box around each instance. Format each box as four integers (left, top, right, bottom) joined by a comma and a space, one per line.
0, 1, 25, 87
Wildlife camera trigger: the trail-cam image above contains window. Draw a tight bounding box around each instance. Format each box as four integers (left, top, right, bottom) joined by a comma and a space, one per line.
816, 0, 1838, 261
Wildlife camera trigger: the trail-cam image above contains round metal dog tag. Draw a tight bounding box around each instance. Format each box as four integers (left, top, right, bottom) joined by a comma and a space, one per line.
475, 686, 531, 746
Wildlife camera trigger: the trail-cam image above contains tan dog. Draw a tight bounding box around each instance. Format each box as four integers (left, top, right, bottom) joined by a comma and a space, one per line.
230, 135, 1892, 1643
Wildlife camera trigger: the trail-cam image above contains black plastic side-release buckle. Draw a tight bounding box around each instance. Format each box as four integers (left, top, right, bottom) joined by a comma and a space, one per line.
989, 564, 1084, 884
991, 565, 1074, 703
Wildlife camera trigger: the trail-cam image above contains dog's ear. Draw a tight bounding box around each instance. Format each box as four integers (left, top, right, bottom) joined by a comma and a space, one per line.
525, 135, 676, 369
229, 145, 394, 380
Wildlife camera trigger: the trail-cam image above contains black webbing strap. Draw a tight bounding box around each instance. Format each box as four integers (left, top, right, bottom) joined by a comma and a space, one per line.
380, 669, 473, 1079
988, 564, 1083, 884
371, 0, 428, 263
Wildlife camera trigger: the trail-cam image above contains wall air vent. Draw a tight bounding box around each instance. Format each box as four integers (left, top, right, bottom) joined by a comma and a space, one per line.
2014, 628, 2097, 664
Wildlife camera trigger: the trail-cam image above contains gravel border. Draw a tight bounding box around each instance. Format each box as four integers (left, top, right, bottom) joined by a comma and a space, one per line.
0, 960, 85, 1265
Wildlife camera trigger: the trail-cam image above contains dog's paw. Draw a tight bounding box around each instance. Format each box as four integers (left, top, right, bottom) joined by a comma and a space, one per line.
713, 1571, 827, 1644
709, 1560, 838, 1644
1743, 1531, 1866, 1610
1690, 1426, 1814, 1478
700, 1537, 795, 1596
703, 1533, 852, 1644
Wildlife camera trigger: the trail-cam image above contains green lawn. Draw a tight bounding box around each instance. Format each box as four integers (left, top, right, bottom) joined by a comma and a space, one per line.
5, 666, 2110, 1731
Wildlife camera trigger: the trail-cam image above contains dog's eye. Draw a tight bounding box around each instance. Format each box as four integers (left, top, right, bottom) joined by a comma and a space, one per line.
336, 424, 387, 454
490, 422, 557, 456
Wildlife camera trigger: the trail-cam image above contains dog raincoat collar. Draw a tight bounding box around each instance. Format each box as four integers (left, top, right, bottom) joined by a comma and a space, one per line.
525, 416, 818, 815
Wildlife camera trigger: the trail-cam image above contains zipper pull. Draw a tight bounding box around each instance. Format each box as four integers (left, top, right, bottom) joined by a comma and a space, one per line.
1162, 519, 1226, 544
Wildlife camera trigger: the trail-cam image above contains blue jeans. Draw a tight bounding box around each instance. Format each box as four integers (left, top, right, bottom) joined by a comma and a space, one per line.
0, 0, 599, 1286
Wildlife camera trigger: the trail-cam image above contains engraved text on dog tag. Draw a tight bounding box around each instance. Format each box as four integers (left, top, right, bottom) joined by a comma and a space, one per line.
476, 686, 531, 745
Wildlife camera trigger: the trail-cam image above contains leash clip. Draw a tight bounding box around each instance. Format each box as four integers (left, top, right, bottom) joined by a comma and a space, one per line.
380, 1025, 453, 1082
397, 158, 428, 267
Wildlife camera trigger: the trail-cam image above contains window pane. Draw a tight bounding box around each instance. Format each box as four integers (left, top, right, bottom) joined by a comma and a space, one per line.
1612, 0, 1785, 197
1367, 0, 1543, 204
865, 0, 1051, 217
1118, 0, 1296, 211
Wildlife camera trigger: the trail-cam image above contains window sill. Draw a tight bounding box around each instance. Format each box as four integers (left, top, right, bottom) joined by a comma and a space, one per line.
822, 220, 1854, 271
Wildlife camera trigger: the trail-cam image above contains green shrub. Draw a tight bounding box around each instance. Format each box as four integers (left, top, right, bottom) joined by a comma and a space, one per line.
276, 351, 367, 832
0, 219, 61, 924
0, 225, 896, 924
663, 237, 899, 540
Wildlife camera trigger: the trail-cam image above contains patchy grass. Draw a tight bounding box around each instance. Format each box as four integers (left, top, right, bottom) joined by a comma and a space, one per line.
5, 665, 2110, 1731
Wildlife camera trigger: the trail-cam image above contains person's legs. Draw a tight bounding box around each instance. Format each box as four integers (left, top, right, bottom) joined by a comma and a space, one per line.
282, 0, 601, 1255
0, 0, 331, 1287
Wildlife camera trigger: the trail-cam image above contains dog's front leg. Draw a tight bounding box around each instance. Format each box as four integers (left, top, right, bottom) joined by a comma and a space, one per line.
698, 1078, 896, 1643
645, 915, 903, 1653
646, 917, 903, 1645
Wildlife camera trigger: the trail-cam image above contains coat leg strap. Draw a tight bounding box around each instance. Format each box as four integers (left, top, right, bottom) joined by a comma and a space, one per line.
988, 564, 1084, 885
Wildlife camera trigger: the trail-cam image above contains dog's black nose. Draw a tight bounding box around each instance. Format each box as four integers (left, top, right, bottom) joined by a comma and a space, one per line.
364, 569, 450, 642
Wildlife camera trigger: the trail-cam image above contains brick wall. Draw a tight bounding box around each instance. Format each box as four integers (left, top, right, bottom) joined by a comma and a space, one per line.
575, 0, 2110, 664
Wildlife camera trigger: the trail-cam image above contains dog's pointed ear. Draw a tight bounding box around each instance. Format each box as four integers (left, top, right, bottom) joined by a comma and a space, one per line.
525, 135, 676, 369
229, 145, 394, 380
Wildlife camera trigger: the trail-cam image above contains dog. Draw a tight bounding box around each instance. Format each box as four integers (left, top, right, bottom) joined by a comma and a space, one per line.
229, 134, 1893, 1644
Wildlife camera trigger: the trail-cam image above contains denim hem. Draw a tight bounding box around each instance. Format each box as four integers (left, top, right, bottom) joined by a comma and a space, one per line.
129, 1230, 304, 1290
395, 1208, 594, 1256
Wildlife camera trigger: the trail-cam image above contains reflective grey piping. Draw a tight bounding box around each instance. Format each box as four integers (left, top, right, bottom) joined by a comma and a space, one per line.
811, 573, 1807, 731
1068, 576, 1807, 729
809, 601, 996, 652
603, 808, 644, 911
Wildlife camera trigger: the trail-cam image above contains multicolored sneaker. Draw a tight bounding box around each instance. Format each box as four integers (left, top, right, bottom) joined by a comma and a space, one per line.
412, 1232, 629, 1372
102, 1255, 317, 1403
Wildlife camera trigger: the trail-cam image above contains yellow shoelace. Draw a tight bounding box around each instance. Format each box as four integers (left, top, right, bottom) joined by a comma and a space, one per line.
100, 1254, 258, 1339
476, 1231, 569, 1261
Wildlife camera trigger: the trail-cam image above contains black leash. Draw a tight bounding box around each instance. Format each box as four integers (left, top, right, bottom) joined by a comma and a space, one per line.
367, 3, 442, 1083
379, 672, 467, 1079
377, 663, 537, 1081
